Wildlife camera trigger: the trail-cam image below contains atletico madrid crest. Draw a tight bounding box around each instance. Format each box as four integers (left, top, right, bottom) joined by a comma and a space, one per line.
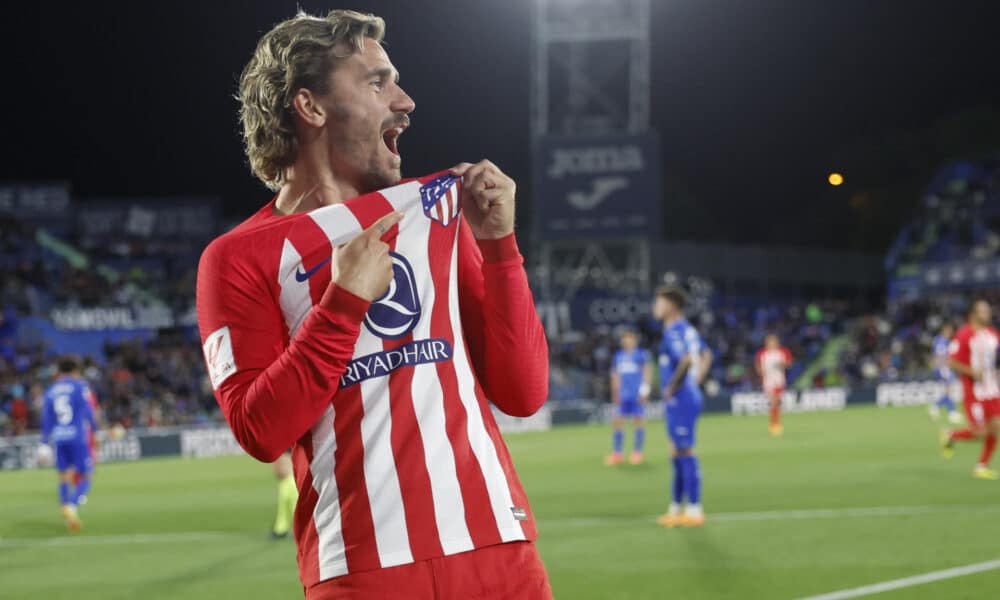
419, 174, 461, 227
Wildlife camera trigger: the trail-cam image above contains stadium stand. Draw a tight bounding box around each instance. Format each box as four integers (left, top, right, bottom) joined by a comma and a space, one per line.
3, 153, 999, 435
886, 156, 1000, 273
1, 209, 215, 436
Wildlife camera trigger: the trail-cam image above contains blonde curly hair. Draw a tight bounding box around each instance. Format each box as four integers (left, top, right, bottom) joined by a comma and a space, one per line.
238, 10, 385, 190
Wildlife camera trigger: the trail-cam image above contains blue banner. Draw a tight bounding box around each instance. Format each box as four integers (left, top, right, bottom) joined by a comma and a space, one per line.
0, 184, 72, 221
78, 198, 219, 240
534, 133, 661, 240
569, 289, 651, 328
889, 257, 1000, 299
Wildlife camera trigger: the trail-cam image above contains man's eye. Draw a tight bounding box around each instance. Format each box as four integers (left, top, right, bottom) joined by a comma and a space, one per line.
371, 80, 384, 90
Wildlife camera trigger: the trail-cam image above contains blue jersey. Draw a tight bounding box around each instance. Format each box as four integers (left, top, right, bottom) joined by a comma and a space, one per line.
933, 335, 954, 382
41, 377, 96, 446
613, 348, 649, 400
658, 318, 705, 398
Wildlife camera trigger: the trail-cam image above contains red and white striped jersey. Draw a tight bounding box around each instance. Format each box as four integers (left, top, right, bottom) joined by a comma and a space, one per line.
196, 172, 548, 589
951, 324, 1000, 401
756, 346, 792, 391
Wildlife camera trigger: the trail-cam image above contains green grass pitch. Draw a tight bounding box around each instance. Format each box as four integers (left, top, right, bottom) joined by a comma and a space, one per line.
2, 405, 999, 599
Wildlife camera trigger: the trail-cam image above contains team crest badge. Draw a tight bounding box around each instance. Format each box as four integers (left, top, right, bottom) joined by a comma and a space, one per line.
420, 174, 461, 227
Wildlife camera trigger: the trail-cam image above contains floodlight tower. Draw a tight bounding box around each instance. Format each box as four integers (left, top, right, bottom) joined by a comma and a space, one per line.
530, 0, 654, 319
531, 0, 650, 139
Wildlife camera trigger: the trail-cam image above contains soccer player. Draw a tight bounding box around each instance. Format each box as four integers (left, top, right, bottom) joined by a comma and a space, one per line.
197, 10, 551, 598
605, 328, 652, 466
39, 356, 97, 532
942, 298, 1000, 480
653, 287, 713, 528
271, 452, 299, 540
755, 334, 792, 436
928, 323, 962, 424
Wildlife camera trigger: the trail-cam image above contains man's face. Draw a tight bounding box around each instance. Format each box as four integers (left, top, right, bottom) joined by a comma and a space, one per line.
653, 296, 676, 321
765, 335, 779, 349
621, 332, 638, 351
972, 301, 992, 327
320, 38, 415, 193
941, 324, 954, 338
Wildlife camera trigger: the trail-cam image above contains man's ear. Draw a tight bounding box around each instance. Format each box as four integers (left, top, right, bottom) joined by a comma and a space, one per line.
290, 88, 326, 129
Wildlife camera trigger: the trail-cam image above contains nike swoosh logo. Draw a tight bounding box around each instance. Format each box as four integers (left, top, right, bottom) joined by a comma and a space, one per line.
295, 257, 331, 282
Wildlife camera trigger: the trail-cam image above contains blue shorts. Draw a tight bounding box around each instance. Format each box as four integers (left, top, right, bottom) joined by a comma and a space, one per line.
55, 442, 93, 475
664, 387, 703, 451
617, 398, 644, 418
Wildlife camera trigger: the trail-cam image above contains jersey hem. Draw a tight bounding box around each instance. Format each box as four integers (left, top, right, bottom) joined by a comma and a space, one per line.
302, 534, 536, 588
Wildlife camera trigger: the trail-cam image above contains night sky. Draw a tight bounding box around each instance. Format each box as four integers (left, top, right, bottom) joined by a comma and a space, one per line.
5, 1, 1000, 251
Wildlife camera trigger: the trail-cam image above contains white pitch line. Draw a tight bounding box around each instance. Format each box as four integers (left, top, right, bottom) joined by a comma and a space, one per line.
797, 558, 1000, 600
2, 504, 997, 548
540, 504, 1000, 528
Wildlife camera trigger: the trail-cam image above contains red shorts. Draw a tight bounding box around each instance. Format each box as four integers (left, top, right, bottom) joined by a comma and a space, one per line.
305, 541, 552, 600
965, 398, 1000, 428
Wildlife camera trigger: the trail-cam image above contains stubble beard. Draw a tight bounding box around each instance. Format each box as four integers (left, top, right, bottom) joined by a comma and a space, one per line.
357, 160, 401, 195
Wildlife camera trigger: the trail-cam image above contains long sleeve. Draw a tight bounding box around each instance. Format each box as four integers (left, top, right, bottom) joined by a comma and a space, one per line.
40, 399, 52, 445
196, 239, 370, 463
457, 220, 549, 417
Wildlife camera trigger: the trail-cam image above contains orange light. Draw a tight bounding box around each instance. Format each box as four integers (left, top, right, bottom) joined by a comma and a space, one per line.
828, 172, 844, 186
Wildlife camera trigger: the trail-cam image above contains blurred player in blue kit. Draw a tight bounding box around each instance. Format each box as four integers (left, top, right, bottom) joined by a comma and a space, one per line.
652, 287, 712, 528
39, 356, 98, 532
929, 323, 962, 425
605, 329, 653, 466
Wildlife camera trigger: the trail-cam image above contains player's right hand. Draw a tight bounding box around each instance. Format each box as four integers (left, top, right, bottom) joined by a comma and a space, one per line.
334, 211, 404, 302
971, 368, 983, 382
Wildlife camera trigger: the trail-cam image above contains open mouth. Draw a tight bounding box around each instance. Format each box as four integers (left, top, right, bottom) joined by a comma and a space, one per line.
382, 126, 404, 157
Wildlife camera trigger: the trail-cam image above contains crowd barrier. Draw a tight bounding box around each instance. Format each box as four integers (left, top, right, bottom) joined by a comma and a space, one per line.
1, 406, 553, 471
1, 383, 945, 471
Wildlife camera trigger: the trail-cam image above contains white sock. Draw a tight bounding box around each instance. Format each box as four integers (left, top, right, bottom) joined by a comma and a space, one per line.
685, 504, 703, 517
668, 502, 681, 516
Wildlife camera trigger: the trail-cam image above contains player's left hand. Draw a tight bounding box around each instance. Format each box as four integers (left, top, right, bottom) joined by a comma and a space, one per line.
451, 160, 515, 240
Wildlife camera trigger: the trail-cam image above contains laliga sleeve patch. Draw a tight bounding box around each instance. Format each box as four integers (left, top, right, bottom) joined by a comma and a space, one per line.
204, 326, 237, 390
510, 506, 528, 521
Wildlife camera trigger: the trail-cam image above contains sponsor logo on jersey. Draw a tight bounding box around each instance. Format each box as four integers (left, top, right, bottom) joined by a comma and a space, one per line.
364, 252, 421, 339
295, 257, 331, 282
340, 338, 453, 388
419, 174, 461, 227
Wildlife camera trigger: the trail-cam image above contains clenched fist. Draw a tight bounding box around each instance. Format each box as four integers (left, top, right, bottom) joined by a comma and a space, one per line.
333, 211, 404, 301
451, 160, 516, 240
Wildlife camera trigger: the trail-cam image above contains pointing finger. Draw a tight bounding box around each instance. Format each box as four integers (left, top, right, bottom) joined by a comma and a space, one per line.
364, 211, 404, 240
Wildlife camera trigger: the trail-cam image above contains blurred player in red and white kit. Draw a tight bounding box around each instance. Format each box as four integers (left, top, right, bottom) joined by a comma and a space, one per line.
196, 10, 551, 599
755, 334, 792, 436
943, 298, 1000, 480
74, 385, 100, 491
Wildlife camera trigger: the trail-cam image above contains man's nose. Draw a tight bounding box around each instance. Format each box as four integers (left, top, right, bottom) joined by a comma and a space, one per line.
391, 86, 415, 115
